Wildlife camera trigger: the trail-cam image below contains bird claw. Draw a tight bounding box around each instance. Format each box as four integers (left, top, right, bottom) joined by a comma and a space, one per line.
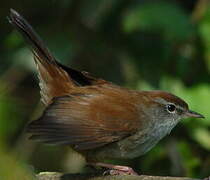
103, 166, 138, 176
88, 162, 138, 176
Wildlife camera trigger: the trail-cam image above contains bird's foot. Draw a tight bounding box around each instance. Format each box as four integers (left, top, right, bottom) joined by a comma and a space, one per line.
105, 166, 138, 175
88, 162, 138, 176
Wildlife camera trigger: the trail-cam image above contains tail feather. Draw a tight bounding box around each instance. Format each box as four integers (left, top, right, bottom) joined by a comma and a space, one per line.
8, 9, 109, 104
8, 9, 55, 64
8, 9, 75, 105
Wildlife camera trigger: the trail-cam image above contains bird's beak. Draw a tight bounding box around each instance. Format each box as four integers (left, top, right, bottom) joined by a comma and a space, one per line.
185, 110, 204, 118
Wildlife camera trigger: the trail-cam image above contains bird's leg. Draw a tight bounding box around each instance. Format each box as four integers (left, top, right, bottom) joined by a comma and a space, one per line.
88, 162, 138, 175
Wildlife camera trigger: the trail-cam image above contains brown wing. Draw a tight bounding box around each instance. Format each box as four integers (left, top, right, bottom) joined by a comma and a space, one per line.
8, 9, 109, 105
27, 91, 141, 150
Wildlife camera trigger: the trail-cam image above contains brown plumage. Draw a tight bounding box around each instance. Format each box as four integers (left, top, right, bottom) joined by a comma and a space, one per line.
9, 9, 204, 174
8, 9, 141, 150
27, 87, 144, 150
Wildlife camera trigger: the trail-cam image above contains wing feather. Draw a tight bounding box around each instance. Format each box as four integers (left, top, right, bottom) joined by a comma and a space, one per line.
27, 92, 141, 150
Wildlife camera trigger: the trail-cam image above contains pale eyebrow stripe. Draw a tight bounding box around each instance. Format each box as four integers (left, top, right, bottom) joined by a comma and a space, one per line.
153, 98, 186, 111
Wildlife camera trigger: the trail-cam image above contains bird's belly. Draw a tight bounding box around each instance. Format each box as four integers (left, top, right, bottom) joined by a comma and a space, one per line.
104, 134, 161, 159
93, 122, 177, 160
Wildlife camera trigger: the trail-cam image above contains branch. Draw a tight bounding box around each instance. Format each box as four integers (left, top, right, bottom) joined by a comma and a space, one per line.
36, 172, 203, 180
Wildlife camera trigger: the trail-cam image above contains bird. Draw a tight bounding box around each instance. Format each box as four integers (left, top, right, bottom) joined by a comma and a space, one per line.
8, 9, 204, 175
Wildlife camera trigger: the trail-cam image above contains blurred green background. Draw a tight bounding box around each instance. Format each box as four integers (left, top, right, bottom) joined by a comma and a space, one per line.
0, 0, 210, 179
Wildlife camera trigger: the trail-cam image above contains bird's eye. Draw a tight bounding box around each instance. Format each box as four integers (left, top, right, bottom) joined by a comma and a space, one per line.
166, 104, 176, 113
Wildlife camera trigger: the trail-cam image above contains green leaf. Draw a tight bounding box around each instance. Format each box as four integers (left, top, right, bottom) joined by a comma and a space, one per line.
123, 1, 193, 41
192, 127, 210, 150
198, 3, 210, 72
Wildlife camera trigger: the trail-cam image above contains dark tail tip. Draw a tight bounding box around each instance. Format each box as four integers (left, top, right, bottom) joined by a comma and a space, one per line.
10, 8, 20, 17
7, 8, 56, 63
8, 9, 21, 24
